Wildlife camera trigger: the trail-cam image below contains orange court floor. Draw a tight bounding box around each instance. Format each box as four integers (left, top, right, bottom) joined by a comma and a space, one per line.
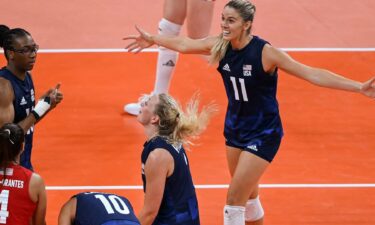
1, 51, 374, 224
2, 0, 375, 224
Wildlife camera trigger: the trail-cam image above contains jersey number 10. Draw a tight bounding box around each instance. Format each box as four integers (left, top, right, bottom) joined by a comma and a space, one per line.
95, 194, 130, 215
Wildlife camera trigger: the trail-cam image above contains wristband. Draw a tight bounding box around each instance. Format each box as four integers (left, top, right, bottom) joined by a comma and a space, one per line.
32, 96, 51, 120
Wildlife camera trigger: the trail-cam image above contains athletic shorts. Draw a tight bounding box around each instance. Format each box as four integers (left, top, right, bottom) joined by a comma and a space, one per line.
226, 132, 282, 162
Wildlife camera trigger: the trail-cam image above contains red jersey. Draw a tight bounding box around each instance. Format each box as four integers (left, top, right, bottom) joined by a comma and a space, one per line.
0, 164, 37, 225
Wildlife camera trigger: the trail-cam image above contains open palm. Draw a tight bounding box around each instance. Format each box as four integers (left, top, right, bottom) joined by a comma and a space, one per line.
123, 26, 154, 53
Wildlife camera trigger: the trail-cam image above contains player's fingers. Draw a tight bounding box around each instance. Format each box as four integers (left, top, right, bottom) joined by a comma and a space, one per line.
135, 25, 143, 34
135, 47, 144, 53
55, 83, 61, 90
125, 42, 138, 50
123, 35, 138, 40
369, 76, 375, 86
44, 88, 54, 96
127, 46, 139, 53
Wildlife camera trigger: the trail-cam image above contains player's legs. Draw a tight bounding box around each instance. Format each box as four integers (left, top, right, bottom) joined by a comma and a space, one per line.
163, 0, 187, 24
225, 146, 268, 225
186, 0, 215, 38
124, 0, 186, 115
153, 0, 186, 95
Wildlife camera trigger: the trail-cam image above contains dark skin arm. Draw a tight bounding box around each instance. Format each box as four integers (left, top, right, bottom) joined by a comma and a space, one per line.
0, 78, 64, 133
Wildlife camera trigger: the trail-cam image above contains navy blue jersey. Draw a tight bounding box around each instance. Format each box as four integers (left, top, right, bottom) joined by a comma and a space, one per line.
0, 67, 35, 170
217, 36, 283, 147
141, 136, 200, 225
73, 192, 140, 225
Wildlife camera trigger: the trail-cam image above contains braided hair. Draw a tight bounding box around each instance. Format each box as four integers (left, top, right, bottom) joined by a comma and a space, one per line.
0, 25, 31, 59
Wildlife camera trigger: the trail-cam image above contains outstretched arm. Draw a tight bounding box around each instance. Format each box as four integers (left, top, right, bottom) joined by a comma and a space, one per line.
124, 26, 217, 55
263, 44, 375, 98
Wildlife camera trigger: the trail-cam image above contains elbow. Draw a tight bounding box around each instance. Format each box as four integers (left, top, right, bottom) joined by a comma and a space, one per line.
139, 208, 159, 224
144, 208, 159, 219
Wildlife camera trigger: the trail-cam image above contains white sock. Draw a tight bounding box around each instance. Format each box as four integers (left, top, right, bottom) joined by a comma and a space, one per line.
153, 18, 182, 94
224, 205, 245, 225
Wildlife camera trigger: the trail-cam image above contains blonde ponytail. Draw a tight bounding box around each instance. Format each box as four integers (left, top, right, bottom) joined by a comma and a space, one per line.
209, 34, 230, 64
155, 93, 217, 146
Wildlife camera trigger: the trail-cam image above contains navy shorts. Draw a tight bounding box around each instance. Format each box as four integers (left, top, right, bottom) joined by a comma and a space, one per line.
226, 133, 282, 162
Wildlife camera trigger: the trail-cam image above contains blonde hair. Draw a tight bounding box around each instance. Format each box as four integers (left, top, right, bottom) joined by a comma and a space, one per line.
209, 0, 256, 64
209, 34, 230, 65
154, 93, 217, 146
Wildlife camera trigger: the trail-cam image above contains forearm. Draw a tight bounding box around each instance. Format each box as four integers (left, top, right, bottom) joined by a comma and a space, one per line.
151, 35, 210, 54
138, 209, 157, 225
151, 35, 190, 53
19, 95, 55, 133
303, 67, 362, 92
18, 113, 37, 134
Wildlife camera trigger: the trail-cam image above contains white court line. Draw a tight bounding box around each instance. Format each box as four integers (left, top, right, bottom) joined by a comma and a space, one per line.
2, 48, 375, 53
35, 48, 375, 53
46, 183, 375, 190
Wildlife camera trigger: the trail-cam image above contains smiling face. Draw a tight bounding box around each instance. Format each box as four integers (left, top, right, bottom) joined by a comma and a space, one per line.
220, 0, 256, 43
221, 6, 250, 41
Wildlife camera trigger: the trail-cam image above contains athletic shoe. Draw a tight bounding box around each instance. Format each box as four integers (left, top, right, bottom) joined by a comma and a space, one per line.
124, 102, 141, 116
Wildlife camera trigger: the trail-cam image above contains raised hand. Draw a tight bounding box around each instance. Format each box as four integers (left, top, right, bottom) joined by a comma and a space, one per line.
360, 77, 375, 99
31, 83, 63, 120
123, 26, 154, 53
50, 83, 63, 109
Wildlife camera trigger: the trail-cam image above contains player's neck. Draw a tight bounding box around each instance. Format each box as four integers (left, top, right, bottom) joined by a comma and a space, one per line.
13, 155, 20, 165
6, 64, 27, 81
144, 126, 159, 141
231, 35, 252, 50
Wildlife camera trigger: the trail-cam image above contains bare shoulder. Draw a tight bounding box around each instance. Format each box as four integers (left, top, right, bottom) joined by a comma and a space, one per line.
30, 172, 46, 192
148, 148, 173, 162
61, 197, 77, 211
262, 44, 293, 70
58, 196, 77, 225
29, 172, 46, 202
0, 78, 14, 106
0, 77, 13, 98
0, 77, 15, 124
146, 148, 174, 177
262, 44, 284, 59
